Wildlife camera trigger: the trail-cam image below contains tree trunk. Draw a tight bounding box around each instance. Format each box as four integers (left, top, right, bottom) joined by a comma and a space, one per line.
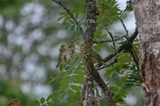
132, 0, 160, 105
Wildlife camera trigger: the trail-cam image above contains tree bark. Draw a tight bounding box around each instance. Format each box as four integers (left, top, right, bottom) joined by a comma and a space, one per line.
80, 0, 115, 105
132, 0, 160, 105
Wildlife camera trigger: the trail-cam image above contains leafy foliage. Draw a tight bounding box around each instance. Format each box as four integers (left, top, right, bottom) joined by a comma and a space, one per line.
36, 39, 85, 105
97, 0, 120, 25
36, 0, 142, 105
57, 0, 85, 32
93, 0, 120, 47
104, 52, 140, 104
0, 0, 76, 105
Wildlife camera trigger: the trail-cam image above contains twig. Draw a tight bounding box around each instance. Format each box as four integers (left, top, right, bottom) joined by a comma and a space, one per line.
103, 28, 138, 63
106, 29, 116, 48
117, 16, 139, 68
93, 36, 125, 43
52, 0, 84, 34
96, 59, 117, 70
106, 28, 117, 54
92, 69, 115, 106
124, 36, 139, 70
117, 16, 129, 36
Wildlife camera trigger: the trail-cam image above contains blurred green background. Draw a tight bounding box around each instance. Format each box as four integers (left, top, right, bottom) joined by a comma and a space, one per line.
0, 0, 73, 105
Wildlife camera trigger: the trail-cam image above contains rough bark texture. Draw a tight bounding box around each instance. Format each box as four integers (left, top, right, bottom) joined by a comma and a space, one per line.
81, 0, 115, 106
132, 0, 160, 105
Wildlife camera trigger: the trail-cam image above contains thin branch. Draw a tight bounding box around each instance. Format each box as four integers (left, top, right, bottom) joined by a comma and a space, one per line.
92, 69, 115, 106
96, 59, 117, 70
103, 28, 138, 63
93, 36, 125, 43
96, 29, 138, 72
117, 17, 139, 69
52, 0, 84, 34
117, 16, 129, 36
129, 47, 139, 70
106, 28, 117, 55
124, 36, 139, 70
